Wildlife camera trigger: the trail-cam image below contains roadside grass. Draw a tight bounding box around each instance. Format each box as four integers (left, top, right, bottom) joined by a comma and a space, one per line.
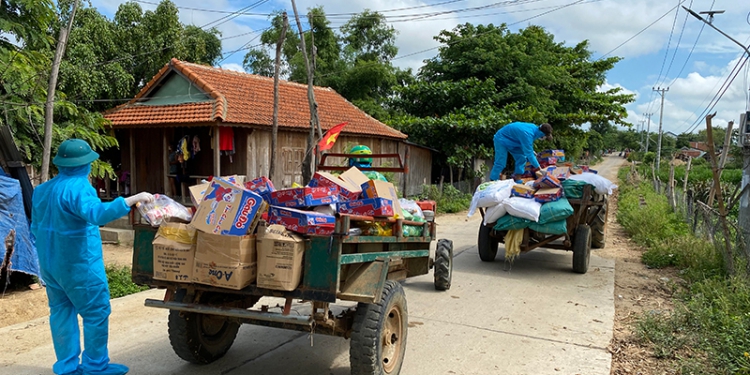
617, 178, 750, 374
106, 265, 149, 299
420, 184, 472, 213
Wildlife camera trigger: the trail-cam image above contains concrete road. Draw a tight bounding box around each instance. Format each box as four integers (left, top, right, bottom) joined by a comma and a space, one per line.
1, 159, 620, 375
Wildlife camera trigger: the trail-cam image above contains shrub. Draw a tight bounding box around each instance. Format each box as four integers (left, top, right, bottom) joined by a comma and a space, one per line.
420, 184, 472, 213
106, 265, 149, 298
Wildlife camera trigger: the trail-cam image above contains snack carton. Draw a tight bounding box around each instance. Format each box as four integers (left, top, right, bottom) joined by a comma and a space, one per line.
256, 225, 305, 291
534, 188, 563, 203
360, 180, 403, 218
193, 232, 256, 290
267, 206, 336, 236
338, 198, 394, 217
309, 171, 361, 201
191, 178, 267, 236
511, 184, 536, 198
269, 187, 339, 208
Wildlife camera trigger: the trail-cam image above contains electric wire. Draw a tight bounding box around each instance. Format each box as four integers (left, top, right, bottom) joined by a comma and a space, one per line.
652, 0, 683, 88
667, 0, 714, 87
656, 0, 693, 88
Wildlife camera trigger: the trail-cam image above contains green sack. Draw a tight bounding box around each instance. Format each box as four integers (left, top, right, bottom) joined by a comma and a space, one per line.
538, 198, 574, 225
561, 179, 589, 199
403, 225, 424, 237
529, 219, 567, 235
493, 215, 532, 231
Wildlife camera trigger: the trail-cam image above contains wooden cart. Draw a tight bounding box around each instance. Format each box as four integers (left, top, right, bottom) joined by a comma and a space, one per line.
476, 184, 608, 273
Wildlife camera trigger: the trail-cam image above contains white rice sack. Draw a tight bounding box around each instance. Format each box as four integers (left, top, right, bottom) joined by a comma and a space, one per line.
505, 197, 542, 222
569, 173, 618, 195
483, 203, 507, 225
467, 179, 514, 217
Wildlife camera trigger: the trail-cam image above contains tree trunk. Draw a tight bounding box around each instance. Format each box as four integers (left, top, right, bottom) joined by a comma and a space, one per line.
269, 12, 288, 183
41, 0, 79, 182
704, 113, 735, 275
291, 0, 319, 185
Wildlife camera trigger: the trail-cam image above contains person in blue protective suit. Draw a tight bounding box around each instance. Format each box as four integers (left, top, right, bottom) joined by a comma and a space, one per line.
489, 122, 553, 183
31, 139, 155, 375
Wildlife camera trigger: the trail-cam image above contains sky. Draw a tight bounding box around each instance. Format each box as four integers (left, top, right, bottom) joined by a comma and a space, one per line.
91, 0, 750, 135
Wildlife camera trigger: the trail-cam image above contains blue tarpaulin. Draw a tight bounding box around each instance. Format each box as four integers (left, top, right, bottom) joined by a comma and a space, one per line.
0, 175, 41, 281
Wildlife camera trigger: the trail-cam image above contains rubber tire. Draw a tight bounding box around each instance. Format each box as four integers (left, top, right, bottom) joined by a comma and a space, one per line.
591, 196, 607, 249
434, 239, 453, 291
167, 290, 243, 364
350, 281, 408, 375
478, 223, 499, 262
572, 225, 592, 274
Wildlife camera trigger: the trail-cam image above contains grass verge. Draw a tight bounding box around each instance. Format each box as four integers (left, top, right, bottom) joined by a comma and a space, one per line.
617, 178, 750, 374
420, 184, 472, 213
106, 265, 149, 299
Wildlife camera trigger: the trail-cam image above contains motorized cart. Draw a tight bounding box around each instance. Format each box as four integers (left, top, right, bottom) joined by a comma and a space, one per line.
130, 155, 453, 375
476, 184, 608, 273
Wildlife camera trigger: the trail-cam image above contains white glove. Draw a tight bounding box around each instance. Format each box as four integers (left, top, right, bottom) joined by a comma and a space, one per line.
125, 192, 156, 207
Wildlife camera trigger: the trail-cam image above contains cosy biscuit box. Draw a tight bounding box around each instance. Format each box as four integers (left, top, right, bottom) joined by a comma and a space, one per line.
245, 176, 275, 201
308, 171, 361, 201
269, 187, 339, 208
534, 188, 563, 203
267, 206, 336, 236
360, 180, 403, 218
256, 224, 306, 291
193, 232, 256, 290
191, 178, 267, 236
338, 198, 394, 217
511, 184, 536, 198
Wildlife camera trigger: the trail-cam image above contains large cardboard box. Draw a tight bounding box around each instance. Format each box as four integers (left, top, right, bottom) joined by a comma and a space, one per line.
189, 175, 245, 207
256, 225, 305, 291
245, 176, 275, 201
269, 187, 339, 208
152, 222, 197, 282
193, 232, 256, 290
339, 167, 370, 192
191, 178, 267, 236
360, 180, 403, 218
308, 172, 361, 201
268, 206, 336, 236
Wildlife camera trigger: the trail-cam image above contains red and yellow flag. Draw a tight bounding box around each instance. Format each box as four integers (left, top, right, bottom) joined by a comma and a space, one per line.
317, 122, 348, 151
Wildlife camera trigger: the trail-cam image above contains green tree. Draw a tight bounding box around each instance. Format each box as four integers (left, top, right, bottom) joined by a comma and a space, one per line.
243, 49, 275, 77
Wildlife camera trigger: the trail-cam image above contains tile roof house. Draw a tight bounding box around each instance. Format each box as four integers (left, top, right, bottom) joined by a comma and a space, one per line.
102, 59, 430, 199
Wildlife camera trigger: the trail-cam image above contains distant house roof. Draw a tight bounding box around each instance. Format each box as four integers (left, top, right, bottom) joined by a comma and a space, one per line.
664, 131, 678, 138
689, 141, 709, 152
104, 58, 407, 140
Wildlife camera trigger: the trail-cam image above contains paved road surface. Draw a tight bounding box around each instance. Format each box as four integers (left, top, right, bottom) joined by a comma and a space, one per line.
1, 156, 625, 375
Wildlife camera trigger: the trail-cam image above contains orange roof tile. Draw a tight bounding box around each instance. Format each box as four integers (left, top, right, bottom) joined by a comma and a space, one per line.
104, 58, 406, 140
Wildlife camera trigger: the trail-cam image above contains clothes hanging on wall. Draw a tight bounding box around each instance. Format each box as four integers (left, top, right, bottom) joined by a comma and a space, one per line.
177, 136, 191, 161
219, 127, 235, 163
191, 136, 201, 158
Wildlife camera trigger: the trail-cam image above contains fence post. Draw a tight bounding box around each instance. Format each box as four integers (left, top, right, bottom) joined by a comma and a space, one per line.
687, 189, 694, 224
668, 164, 676, 210
704, 113, 735, 275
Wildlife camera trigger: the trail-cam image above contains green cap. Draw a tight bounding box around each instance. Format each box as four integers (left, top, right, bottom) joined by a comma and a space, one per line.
53, 139, 99, 167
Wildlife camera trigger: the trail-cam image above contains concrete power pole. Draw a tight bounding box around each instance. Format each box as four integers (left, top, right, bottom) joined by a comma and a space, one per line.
644, 113, 653, 153
653, 87, 669, 171
639, 119, 646, 151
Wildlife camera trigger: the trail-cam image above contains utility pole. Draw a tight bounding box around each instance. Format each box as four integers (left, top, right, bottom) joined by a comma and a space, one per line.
41, 0, 79, 183
684, 6, 750, 260
644, 113, 653, 153
269, 12, 288, 184
653, 87, 668, 171
639, 119, 646, 151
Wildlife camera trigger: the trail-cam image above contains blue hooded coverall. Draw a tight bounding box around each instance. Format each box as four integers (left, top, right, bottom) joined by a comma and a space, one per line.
31, 164, 131, 375
490, 122, 546, 181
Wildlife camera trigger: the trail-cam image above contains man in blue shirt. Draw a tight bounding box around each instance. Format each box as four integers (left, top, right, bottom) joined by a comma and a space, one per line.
490, 122, 552, 182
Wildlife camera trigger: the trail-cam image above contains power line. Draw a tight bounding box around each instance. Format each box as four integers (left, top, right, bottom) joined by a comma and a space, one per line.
652, 0, 682, 88
596, 0, 687, 60
656, 0, 692, 88
667, 0, 715, 87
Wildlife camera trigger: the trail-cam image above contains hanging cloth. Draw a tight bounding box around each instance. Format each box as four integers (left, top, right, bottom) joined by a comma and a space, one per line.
219, 127, 234, 153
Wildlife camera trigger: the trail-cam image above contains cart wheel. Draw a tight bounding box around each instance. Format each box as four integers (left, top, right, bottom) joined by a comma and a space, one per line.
478, 222, 498, 262
350, 280, 408, 375
434, 239, 453, 291
168, 290, 256, 364
572, 225, 592, 274
591, 196, 607, 249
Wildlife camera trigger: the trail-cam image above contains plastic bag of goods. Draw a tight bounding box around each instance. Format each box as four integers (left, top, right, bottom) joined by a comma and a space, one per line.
483, 203, 507, 226
468, 179, 514, 217
137, 194, 193, 226
399, 198, 425, 219
568, 173, 618, 195
504, 197, 542, 222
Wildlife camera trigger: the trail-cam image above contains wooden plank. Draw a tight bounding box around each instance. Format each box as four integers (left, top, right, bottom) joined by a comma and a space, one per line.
213, 126, 221, 176
340, 250, 430, 264
129, 129, 136, 193
163, 131, 169, 195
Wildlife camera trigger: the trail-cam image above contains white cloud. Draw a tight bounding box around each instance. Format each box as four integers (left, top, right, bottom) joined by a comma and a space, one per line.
220, 62, 244, 72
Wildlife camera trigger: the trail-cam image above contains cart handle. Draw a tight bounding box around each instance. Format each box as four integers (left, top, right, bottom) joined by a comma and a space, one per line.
317, 153, 408, 173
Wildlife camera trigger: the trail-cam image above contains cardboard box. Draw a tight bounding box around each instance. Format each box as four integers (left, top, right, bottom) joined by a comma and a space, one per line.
269, 187, 339, 208
549, 166, 571, 180
152, 222, 197, 282
511, 184, 536, 198
256, 225, 305, 291
268, 206, 336, 236
534, 188, 563, 203
533, 174, 562, 189
189, 175, 245, 207
360, 180, 403, 218
191, 178, 267, 236
538, 149, 565, 159
245, 176, 275, 198
537, 157, 557, 168
308, 171, 361, 201
339, 167, 370, 192
338, 198, 394, 217
193, 232, 256, 290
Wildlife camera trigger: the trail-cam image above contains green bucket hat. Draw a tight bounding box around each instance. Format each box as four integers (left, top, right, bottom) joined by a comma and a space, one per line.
53, 139, 99, 167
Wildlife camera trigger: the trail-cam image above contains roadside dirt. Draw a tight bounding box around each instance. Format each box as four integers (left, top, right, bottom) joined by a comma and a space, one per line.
0, 244, 133, 329
592, 156, 679, 375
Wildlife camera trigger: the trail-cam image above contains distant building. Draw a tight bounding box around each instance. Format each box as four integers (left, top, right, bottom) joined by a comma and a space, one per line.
664, 131, 678, 139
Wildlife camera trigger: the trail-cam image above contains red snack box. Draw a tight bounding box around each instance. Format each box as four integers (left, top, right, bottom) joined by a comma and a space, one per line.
269, 187, 339, 208
533, 174, 562, 189
245, 176, 275, 196
534, 188, 563, 203
308, 172, 361, 201
267, 206, 336, 236
338, 198, 394, 217
511, 184, 536, 198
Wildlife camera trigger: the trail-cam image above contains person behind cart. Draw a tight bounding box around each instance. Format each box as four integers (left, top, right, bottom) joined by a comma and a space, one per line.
489, 122, 553, 183
348, 145, 389, 182
31, 139, 155, 375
